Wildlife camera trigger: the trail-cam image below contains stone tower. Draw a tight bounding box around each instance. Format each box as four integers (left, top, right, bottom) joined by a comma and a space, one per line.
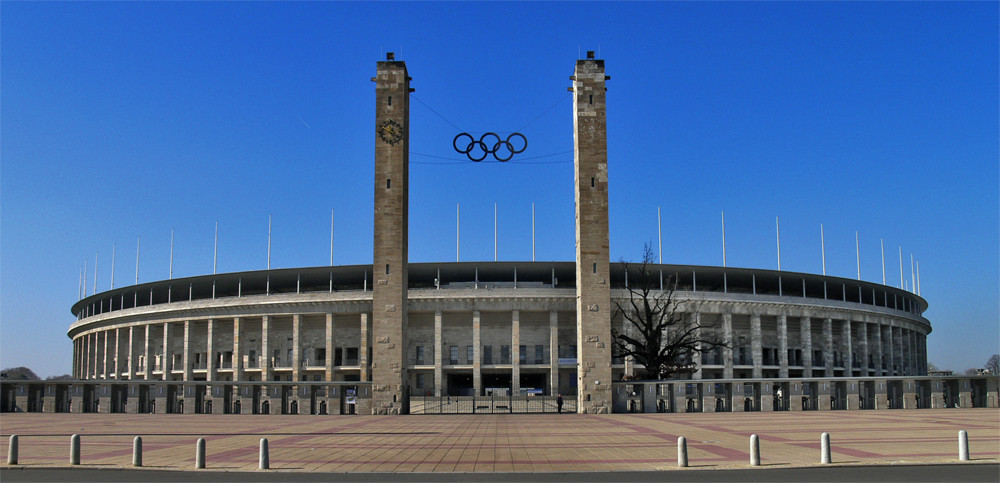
572, 52, 613, 413
371, 53, 411, 414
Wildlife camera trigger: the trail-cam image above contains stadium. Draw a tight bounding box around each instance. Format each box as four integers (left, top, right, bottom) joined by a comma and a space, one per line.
4, 53, 995, 415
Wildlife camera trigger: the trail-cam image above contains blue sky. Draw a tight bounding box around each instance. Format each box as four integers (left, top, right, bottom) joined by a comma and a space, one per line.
2, 2, 997, 377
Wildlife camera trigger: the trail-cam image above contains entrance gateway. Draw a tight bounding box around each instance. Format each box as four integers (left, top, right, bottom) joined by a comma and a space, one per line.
372, 51, 612, 414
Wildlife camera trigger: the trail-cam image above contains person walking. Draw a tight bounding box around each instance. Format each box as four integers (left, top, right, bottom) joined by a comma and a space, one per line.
557, 394, 564, 414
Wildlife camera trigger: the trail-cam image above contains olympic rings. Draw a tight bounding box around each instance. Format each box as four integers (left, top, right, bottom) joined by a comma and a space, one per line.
453, 132, 527, 162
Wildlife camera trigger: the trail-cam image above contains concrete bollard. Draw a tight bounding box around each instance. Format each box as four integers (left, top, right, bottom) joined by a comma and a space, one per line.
958, 430, 969, 461
7, 435, 17, 465
750, 434, 760, 466
133, 436, 142, 467
259, 438, 269, 470
195, 438, 206, 469
677, 436, 688, 468
70, 434, 80, 465
820, 432, 831, 464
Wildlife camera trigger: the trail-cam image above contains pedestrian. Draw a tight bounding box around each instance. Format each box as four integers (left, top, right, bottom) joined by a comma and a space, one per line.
557, 394, 563, 414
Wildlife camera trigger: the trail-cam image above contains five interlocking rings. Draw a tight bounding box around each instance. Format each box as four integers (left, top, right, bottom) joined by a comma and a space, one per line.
453, 132, 527, 162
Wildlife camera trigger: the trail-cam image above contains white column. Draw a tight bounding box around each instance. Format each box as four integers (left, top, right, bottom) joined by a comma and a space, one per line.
823, 318, 833, 376
292, 314, 301, 381
162, 323, 171, 380
512, 310, 521, 394
751, 314, 762, 378
127, 327, 135, 378
261, 316, 270, 381
434, 310, 443, 397
722, 313, 733, 378
842, 320, 853, 376
472, 310, 481, 396
874, 322, 884, 376
778, 314, 789, 378
233, 317, 243, 382
549, 311, 558, 396
143, 325, 151, 380
325, 314, 334, 381
801, 317, 812, 377
183, 320, 192, 382
359, 313, 369, 382
207, 319, 216, 382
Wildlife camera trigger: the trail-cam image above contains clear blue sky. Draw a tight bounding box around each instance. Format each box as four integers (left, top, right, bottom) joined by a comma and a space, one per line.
2, 2, 997, 377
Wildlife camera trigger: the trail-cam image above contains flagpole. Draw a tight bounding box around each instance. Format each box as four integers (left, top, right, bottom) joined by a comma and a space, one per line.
855, 231, 860, 281
657, 206, 663, 264
135, 236, 140, 286
169, 229, 174, 280
267, 215, 272, 270
776, 216, 781, 271
898, 245, 904, 289
330, 209, 335, 266
721, 211, 727, 267
820, 224, 826, 276
94, 251, 99, 294
214, 221, 219, 274
880, 238, 885, 285
456, 203, 460, 262
111, 244, 116, 289
531, 203, 535, 262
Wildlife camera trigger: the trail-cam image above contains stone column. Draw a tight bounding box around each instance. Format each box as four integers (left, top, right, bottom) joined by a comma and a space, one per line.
93, 332, 99, 379
857, 321, 869, 376
882, 322, 896, 376
823, 318, 833, 377
434, 310, 443, 397
893, 326, 903, 377
512, 310, 520, 394
371, 55, 410, 415
103, 330, 109, 378
261, 315, 270, 381
751, 314, 762, 378
292, 314, 301, 382
162, 323, 171, 380
873, 322, 883, 376
842, 320, 853, 376
206, 319, 216, 382
233, 317, 242, 382
359, 312, 370, 382
722, 313, 733, 378
85, 333, 92, 379
325, 314, 334, 381
692, 313, 703, 380
573, 53, 613, 413
127, 327, 135, 378
472, 310, 482, 396
801, 317, 812, 377
143, 325, 151, 381
113, 328, 121, 378
183, 320, 192, 382
549, 311, 559, 396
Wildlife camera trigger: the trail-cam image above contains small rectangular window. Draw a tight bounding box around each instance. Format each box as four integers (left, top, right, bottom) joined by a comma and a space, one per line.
385, 264, 390, 274
386, 178, 391, 189
591, 177, 595, 188
466, 345, 474, 364
388, 96, 392, 106
519, 345, 527, 364
593, 263, 597, 273
589, 94, 593, 104
449, 345, 458, 365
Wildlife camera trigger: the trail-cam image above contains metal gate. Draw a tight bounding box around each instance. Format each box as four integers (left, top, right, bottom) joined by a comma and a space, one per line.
410, 395, 575, 414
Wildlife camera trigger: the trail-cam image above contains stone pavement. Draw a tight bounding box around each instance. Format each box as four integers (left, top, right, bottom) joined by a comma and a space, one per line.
1, 409, 997, 473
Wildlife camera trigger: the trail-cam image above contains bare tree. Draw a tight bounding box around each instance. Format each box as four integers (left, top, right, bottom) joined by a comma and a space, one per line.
612, 244, 727, 380
986, 354, 1000, 375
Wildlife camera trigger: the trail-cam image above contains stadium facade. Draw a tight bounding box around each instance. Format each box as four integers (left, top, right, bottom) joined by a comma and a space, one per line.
4, 53, 996, 415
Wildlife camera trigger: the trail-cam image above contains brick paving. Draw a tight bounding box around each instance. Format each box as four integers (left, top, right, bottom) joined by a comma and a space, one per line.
0, 409, 997, 472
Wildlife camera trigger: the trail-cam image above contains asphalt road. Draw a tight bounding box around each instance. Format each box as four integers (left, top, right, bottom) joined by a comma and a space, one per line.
2, 464, 998, 482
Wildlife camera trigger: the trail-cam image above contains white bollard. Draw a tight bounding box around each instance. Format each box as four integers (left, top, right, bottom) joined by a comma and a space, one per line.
259, 438, 269, 469
7, 435, 17, 465
958, 430, 969, 461
70, 434, 80, 465
677, 436, 688, 468
821, 432, 831, 464
133, 436, 142, 467
195, 438, 206, 469
750, 434, 760, 466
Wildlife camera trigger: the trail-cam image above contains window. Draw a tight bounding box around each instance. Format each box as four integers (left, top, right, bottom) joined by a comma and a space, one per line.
416, 373, 425, 388
315, 348, 326, 365
519, 345, 526, 364
334, 348, 343, 366
449, 346, 458, 365
386, 178, 391, 189
535, 345, 544, 364
483, 345, 492, 365
568, 345, 577, 358
415, 346, 425, 365
500, 345, 511, 364
466, 345, 474, 364
345, 347, 359, 365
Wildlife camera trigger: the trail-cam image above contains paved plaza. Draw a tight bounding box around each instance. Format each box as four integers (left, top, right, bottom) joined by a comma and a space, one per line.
1, 409, 997, 473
